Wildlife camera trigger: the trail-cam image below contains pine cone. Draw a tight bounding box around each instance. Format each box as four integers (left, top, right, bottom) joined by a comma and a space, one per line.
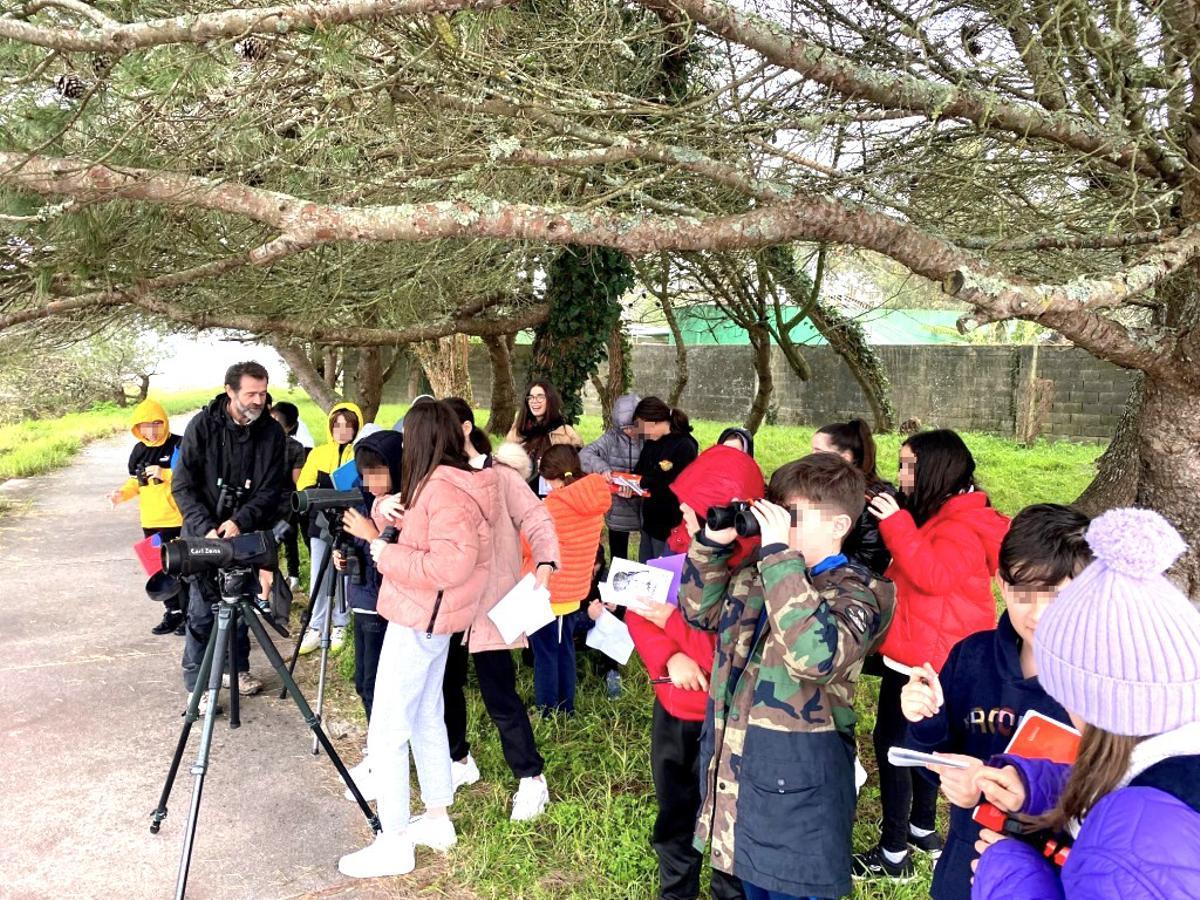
91, 54, 113, 75
55, 73, 86, 99
233, 37, 268, 61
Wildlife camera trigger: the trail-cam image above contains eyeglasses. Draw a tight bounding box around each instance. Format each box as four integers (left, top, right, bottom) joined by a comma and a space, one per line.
527, 394, 547, 402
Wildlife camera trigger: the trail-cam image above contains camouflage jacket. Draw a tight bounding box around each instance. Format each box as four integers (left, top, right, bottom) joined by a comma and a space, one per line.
679, 536, 895, 897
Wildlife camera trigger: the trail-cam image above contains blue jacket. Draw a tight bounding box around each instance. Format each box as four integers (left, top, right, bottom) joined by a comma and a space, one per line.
345, 430, 403, 614
973, 751, 1200, 899
905, 612, 1070, 900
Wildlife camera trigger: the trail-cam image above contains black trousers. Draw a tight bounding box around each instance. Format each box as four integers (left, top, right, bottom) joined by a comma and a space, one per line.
144, 527, 182, 613
609, 528, 632, 561
181, 572, 250, 691
282, 523, 301, 581
353, 612, 386, 721
873, 666, 939, 852
652, 700, 746, 900
443, 634, 545, 778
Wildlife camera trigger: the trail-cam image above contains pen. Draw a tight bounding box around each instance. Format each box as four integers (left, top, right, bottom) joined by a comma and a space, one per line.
650, 677, 673, 684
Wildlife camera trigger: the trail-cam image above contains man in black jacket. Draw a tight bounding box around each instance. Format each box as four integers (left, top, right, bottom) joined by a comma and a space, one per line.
172, 361, 287, 699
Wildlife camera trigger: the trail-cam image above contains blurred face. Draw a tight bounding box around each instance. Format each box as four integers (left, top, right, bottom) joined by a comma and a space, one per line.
621, 424, 639, 439
226, 376, 268, 424
638, 418, 671, 440
1001, 576, 1070, 646
270, 410, 286, 429
723, 435, 747, 452
527, 387, 548, 420
361, 465, 391, 497
811, 432, 852, 463
784, 494, 852, 560
331, 414, 356, 445
898, 444, 918, 492
138, 420, 165, 443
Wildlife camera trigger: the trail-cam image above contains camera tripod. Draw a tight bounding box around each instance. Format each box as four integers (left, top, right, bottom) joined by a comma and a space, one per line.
281, 516, 353, 755
150, 566, 379, 899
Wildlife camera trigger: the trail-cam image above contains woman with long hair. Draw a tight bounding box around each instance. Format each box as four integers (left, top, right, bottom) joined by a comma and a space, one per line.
338, 401, 498, 879
812, 418, 896, 577
440, 397, 560, 821
854, 429, 1009, 881
632, 397, 698, 562
972, 509, 1200, 900
506, 381, 582, 495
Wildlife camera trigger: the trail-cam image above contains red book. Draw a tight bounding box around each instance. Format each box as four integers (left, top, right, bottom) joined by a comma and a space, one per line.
1003, 710, 1081, 764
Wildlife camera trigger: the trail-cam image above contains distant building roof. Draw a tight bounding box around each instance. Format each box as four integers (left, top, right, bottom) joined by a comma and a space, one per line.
667, 304, 967, 346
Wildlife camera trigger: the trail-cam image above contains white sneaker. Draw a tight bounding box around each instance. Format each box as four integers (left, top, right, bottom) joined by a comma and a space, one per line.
195, 692, 222, 718
343, 758, 377, 802
330, 625, 347, 654
407, 814, 457, 852
510, 776, 549, 821
452, 754, 481, 792
287, 576, 300, 590
338, 833, 414, 878
299, 629, 321, 656
221, 670, 263, 695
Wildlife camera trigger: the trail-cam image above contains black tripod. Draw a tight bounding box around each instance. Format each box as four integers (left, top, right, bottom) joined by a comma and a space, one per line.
150, 566, 379, 899
281, 515, 353, 755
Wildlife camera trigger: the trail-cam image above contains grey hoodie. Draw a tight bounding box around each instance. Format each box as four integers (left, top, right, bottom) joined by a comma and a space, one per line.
580, 393, 643, 533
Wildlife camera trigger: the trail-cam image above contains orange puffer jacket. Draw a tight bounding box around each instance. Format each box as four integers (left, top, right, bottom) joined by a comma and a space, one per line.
373, 465, 498, 635
524, 473, 611, 615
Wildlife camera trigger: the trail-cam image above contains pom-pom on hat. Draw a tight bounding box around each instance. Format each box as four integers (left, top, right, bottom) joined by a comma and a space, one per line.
1033, 508, 1200, 736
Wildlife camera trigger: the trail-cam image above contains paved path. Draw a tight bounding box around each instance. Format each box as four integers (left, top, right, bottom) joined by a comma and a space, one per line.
0, 433, 381, 899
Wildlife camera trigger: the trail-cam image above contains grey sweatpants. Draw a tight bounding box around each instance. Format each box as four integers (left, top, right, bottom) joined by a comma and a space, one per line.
308, 536, 350, 629
367, 622, 454, 835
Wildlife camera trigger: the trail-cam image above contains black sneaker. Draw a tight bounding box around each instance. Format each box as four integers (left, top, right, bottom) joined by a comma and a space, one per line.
908, 828, 944, 859
851, 845, 916, 881
152, 610, 184, 635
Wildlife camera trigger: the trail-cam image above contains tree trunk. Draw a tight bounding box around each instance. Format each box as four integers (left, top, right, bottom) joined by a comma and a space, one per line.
745, 324, 774, 432
592, 320, 629, 428
322, 346, 340, 391
411, 334, 473, 401
354, 346, 386, 423
1076, 378, 1142, 515
806, 300, 896, 432
136, 374, 150, 403
271, 338, 341, 412
483, 333, 518, 436
660, 289, 689, 406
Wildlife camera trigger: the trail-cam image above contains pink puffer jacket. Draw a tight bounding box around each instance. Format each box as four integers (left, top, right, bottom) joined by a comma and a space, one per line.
466, 443, 560, 652
372, 465, 498, 635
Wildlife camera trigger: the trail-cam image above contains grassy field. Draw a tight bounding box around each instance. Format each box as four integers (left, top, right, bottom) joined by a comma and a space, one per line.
283, 398, 1103, 899
0, 389, 217, 481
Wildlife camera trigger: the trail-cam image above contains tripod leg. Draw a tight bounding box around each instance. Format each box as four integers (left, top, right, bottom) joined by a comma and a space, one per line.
150, 607, 221, 835
227, 604, 241, 729
241, 602, 381, 834
174, 604, 234, 900
311, 570, 339, 756
279, 537, 334, 700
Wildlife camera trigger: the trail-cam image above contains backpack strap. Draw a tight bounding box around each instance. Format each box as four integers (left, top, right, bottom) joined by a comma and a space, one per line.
1129, 755, 1200, 815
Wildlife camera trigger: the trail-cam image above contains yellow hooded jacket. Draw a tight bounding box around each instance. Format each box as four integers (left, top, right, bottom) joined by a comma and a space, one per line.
115, 399, 184, 529
296, 401, 365, 491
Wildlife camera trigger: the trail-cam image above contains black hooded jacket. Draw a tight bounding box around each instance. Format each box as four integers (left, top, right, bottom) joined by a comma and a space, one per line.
345, 429, 403, 612
172, 393, 287, 537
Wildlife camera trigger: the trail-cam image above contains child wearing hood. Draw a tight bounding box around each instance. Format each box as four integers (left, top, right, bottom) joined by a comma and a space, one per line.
971, 508, 1200, 900
524, 444, 612, 716
296, 401, 364, 655
107, 398, 185, 636
580, 393, 643, 561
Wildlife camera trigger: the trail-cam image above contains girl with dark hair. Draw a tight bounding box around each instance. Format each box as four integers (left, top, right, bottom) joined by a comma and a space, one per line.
812, 418, 896, 576
506, 381, 582, 495
632, 397, 698, 562
853, 429, 1009, 881
525, 444, 611, 715
338, 401, 498, 879
440, 398, 561, 821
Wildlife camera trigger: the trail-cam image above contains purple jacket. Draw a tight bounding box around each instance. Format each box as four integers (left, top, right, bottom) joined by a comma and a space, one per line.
972, 755, 1200, 899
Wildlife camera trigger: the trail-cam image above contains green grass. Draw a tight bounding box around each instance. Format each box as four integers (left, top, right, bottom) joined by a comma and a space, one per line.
0, 389, 218, 481
282, 400, 1102, 899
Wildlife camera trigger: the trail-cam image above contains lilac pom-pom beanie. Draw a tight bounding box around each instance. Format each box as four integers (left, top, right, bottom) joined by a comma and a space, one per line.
1033, 507, 1200, 736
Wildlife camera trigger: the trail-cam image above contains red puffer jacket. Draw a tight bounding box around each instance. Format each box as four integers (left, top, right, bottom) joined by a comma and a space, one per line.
627, 607, 716, 722
666, 444, 765, 567
877, 491, 1009, 671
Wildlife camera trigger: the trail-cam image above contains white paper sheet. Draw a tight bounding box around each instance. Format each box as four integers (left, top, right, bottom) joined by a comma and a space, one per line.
601, 556, 675, 606
585, 609, 635, 665
487, 574, 554, 645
